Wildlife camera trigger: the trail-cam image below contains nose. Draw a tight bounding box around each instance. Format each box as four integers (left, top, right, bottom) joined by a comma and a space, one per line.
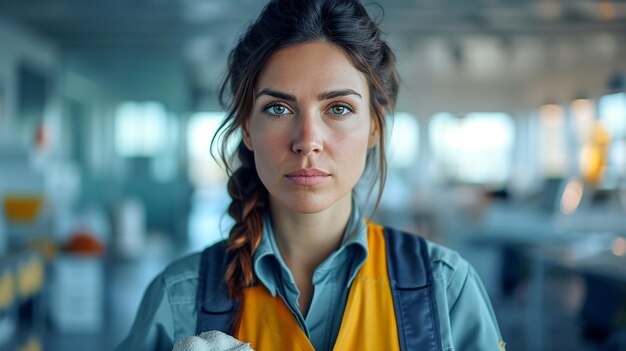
291, 113, 323, 155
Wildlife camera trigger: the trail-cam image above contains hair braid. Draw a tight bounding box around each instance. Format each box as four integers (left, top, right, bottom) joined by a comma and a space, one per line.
224, 143, 267, 298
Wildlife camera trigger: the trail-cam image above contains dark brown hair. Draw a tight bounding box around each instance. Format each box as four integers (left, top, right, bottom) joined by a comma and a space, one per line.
211, 0, 399, 298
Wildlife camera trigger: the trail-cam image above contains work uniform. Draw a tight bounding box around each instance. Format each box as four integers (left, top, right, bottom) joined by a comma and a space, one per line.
116, 209, 504, 351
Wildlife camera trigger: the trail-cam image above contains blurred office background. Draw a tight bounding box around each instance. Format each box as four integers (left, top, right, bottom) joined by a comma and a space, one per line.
0, 0, 625, 350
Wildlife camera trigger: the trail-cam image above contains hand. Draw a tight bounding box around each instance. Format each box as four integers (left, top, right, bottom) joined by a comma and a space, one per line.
172, 330, 255, 351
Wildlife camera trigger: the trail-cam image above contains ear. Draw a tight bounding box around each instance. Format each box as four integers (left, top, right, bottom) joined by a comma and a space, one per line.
368, 110, 382, 149
242, 121, 254, 151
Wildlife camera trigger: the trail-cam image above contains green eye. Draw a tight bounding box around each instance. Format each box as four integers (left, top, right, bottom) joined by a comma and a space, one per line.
266, 104, 289, 116
330, 105, 352, 115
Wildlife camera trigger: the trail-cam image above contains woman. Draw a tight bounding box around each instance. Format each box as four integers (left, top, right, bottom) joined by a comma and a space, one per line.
117, 0, 505, 350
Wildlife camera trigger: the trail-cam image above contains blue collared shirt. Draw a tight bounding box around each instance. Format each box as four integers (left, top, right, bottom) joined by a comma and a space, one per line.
253, 207, 368, 351
116, 213, 505, 351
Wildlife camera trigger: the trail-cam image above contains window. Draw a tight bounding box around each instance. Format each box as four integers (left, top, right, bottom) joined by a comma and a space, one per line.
115, 102, 169, 157
570, 99, 595, 143
538, 104, 568, 177
598, 92, 626, 187
599, 93, 626, 138
186, 112, 235, 248
387, 112, 420, 169
187, 112, 235, 187
429, 112, 515, 185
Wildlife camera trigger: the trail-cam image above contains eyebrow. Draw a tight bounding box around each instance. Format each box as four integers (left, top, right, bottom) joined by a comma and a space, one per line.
255, 89, 296, 101
318, 89, 362, 100
254, 88, 362, 101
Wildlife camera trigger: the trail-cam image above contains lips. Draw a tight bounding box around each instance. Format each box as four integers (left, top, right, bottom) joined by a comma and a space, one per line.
285, 168, 331, 186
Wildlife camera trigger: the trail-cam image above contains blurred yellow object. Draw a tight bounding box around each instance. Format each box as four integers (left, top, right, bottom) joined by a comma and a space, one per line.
2, 194, 44, 223
17, 254, 44, 299
580, 121, 610, 186
18, 335, 42, 351
0, 269, 15, 309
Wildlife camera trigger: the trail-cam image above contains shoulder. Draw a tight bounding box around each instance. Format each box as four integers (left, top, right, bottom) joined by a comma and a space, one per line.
425, 240, 469, 288
381, 226, 469, 281
156, 240, 228, 299
159, 251, 202, 290
382, 226, 470, 294
159, 239, 228, 286
139, 251, 203, 308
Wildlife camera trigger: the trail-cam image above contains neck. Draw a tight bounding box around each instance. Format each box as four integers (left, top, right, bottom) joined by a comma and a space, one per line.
269, 195, 353, 272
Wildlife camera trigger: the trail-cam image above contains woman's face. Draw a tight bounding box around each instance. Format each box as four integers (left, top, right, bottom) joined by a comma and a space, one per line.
243, 40, 379, 214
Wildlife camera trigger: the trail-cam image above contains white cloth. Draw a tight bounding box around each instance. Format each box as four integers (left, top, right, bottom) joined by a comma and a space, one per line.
172, 331, 255, 351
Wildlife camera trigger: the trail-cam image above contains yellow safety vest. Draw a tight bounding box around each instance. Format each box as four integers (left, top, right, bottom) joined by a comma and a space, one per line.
234, 222, 400, 351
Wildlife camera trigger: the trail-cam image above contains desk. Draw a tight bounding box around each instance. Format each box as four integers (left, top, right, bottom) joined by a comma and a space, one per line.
531, 240, 626, 283
462, 204, 626, 350
469, 232, 626, 350
524, 235, 626, 350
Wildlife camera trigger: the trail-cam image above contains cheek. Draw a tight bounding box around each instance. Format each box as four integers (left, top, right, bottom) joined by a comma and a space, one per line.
254, 133, 281, 149
248, 120, 286, 156
252, 135, 283, 163
333, 128, 370, 170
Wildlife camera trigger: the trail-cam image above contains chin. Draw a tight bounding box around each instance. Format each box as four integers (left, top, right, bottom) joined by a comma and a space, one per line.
289, 199, 333, 214
277, 193, 342, 215
267, 183, 355, 215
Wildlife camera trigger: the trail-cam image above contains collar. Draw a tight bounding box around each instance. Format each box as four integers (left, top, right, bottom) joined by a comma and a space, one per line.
253, 201, 368, 297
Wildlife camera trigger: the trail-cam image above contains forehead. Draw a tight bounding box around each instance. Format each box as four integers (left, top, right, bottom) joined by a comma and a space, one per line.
255, 41, 369, 95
